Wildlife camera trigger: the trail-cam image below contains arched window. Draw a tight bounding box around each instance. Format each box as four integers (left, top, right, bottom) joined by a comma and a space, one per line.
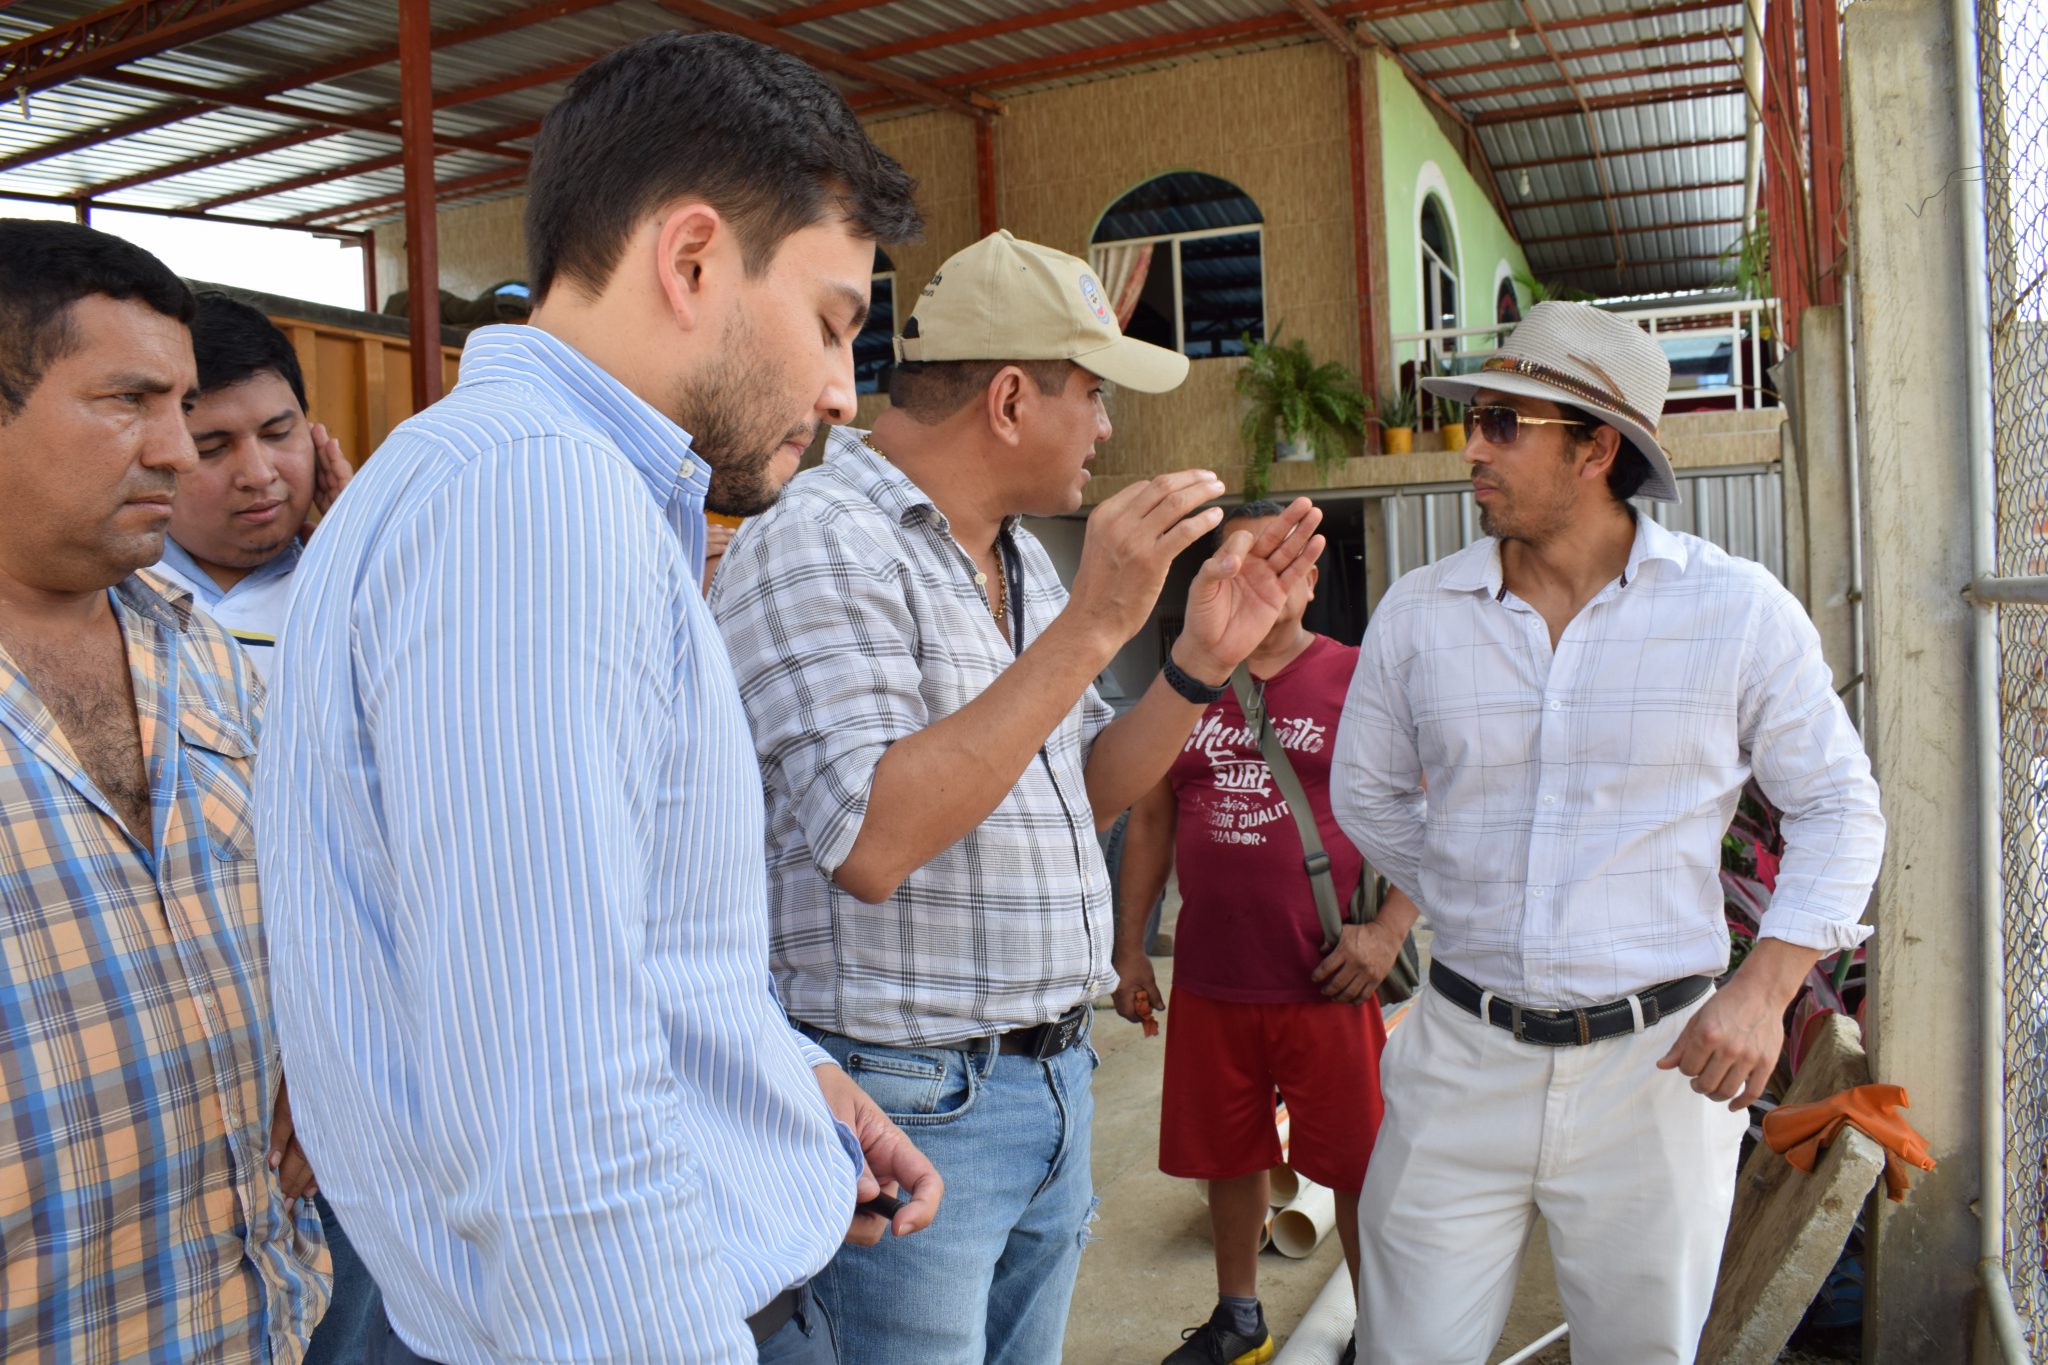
854, 246, 895, 395
1089, 171, 1265, 360
1420, 194, 1459, 370
1496, 277, 1522, 326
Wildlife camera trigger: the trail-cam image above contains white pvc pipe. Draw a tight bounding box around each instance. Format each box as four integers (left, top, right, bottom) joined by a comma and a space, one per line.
1268, 1163, 1302, 1207
1497, 1323, 1570, 1365
1272, 1263, 1357, 1365
1270, 1182, 1338, 1259
1952, 0, 2032, 1355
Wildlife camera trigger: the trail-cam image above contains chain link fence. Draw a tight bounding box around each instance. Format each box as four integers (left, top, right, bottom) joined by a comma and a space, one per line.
1977, 0, 2048, 1346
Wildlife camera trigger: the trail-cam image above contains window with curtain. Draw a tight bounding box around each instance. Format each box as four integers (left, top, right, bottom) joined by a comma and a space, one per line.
1420, 195, 1459, 371
1088, 171, 1265, 360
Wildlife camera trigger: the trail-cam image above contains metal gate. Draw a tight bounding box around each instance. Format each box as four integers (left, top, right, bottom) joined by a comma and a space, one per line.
1962, 0, 2048, 1355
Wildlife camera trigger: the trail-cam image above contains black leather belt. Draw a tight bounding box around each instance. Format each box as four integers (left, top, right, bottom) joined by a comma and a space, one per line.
747, 1285, 801, 1346
972, 1004, 1090, 1059
1429, 960, 1712, 1047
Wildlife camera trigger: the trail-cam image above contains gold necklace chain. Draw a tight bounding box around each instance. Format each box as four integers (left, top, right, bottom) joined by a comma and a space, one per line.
861, 431, 1006, 623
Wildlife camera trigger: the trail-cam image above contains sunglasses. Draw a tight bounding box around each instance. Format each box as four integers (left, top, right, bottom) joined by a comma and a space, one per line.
1463, 405, 1592, 446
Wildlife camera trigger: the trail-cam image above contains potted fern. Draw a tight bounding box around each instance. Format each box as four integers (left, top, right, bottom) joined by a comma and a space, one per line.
1437, 395, 1467, 452
1235, 328, 1368, 499
1376, 388, 1418, 455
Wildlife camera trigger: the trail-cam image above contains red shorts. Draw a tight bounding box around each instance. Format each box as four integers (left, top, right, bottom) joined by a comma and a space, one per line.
1158, 986, 1387, 1193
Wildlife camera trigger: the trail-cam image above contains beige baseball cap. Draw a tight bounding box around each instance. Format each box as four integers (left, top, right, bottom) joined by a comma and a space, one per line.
893, 230, 1190, 394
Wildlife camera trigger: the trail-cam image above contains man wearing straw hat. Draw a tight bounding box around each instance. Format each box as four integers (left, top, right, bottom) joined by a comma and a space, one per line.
712, 229, 1325, 1364
1330, 301, 1886, 1362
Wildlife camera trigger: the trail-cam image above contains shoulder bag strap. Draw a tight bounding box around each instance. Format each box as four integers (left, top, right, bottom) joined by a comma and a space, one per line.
1231, 663, 1346, 950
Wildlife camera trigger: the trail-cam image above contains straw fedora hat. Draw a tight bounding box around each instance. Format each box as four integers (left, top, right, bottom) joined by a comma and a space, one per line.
1418, 300, 1679, 503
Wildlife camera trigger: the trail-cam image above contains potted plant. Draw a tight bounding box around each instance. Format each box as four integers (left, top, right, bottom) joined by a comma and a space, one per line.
1376, 388, 1418, 455
1437, 396, 1466, 452
1235, 328, 1368, 499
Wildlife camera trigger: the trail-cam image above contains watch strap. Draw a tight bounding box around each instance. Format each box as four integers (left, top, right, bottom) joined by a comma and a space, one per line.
1162, 654, 1228, 704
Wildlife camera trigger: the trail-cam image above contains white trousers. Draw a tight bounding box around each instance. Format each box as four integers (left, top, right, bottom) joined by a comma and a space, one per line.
1355, 984, 1748, 1365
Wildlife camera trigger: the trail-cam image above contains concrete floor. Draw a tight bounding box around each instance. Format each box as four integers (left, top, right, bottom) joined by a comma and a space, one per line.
1065, 949, 1570, 1364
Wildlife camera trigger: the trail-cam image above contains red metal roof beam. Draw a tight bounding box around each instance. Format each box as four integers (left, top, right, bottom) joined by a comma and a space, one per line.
1392, 0, 1729, 55
0, 0, 620, 179
105, 72, 531, 160
1472, 80, 1747, 124
1427, 26, 1731, 80
1450, 55, 1737, 102
1510, 177, 1744, 211
0, 0, 324, 98
191, 118, 543, 211
654, 0, 1002, 118
1491, 133, 1745, 170
1519, 215, 1743, 246
1284, 0, 1358, 52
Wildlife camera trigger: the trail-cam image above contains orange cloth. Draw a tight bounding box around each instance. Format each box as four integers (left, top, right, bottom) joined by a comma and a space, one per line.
1761, 1083, 1936, 1202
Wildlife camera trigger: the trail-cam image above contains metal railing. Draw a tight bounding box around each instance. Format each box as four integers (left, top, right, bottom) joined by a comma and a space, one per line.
1389, 298, 1783, 412
1368, 462, 1786, 595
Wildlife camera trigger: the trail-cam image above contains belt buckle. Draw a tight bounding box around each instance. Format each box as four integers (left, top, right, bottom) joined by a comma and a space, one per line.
1034, 1007, 1084, 1060
1509, 1002, 1526, 1042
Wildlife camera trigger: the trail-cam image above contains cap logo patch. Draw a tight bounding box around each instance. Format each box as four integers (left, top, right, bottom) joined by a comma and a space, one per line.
1079, 273, 1112, 325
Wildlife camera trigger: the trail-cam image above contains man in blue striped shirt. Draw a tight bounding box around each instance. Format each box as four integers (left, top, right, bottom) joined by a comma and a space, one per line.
255, 34, 940, 1365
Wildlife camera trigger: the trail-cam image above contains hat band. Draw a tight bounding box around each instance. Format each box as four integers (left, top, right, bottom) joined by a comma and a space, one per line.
1480, 355, 1660, 436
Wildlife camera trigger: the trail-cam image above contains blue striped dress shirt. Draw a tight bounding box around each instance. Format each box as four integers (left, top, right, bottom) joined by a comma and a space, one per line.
255, 325, 861, 1364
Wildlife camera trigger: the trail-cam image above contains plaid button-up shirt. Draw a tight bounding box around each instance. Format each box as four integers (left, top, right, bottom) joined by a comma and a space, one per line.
712, 428, 1116, 1048
0, 578, 328, 1363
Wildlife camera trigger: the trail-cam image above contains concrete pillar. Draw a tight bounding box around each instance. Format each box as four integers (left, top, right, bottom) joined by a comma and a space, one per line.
1843, 0, 1985, 1356
1787, 305, 1856, 689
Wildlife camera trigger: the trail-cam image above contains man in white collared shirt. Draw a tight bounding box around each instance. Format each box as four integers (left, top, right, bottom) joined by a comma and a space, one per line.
1331, 302, 1885, 1364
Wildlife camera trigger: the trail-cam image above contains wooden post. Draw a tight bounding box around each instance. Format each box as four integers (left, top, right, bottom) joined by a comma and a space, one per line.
1345, 54, 1382, 394
975, 116, 998, 238
398, 0, 442, 411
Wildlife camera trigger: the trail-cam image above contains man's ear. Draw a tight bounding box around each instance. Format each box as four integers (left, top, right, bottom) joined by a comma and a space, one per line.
653, 203, 725, 334
1579, 423, 1623, 486
984, 366, 1028, 447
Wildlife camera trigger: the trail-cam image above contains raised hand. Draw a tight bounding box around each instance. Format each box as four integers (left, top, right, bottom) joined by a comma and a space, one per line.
308, 422, 354, 519
1067, 470, 1227, 651
1173, 497, 1325, 682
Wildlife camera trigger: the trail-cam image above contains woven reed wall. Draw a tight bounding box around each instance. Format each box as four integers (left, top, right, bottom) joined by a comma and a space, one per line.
863, 41, 1367, 497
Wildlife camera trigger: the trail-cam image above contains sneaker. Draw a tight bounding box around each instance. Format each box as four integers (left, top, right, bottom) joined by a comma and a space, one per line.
1164, 1302, 1275, 1365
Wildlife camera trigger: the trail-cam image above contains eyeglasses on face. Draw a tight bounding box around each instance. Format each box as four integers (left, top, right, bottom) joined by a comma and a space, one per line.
1463, 404, 1591, 446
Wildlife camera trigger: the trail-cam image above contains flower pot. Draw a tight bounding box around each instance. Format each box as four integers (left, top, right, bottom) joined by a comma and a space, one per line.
1275, 431, 1313, 463
1381, 426, 1415, 455
1441, 421, 1466, 453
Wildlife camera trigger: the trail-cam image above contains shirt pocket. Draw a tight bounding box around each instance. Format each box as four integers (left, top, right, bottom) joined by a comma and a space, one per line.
178, 710, 258, 862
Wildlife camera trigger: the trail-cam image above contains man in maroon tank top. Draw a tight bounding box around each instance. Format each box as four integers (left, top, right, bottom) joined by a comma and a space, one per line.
1114, 501, 1420, 1365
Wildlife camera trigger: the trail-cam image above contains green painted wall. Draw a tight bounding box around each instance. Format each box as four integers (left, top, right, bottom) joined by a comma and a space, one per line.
1377, 53, 1530, 372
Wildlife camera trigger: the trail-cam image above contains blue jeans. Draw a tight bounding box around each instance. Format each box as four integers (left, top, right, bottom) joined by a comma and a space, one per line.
305, 1193, 382, 1365
803, 1027, 1099, 1365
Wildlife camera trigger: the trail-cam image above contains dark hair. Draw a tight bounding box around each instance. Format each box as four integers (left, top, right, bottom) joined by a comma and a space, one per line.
524, 32, 922, 300
1558, 404, 1653, 502
887, 359, 1075, 424
190, 291, 306, 410
1216, 499, 1288, 548
0, 219, 194, 418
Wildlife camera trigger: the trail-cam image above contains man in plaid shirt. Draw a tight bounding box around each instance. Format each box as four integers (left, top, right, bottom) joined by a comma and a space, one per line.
713, 230, 1324, 1365
0, 221, 328, 1362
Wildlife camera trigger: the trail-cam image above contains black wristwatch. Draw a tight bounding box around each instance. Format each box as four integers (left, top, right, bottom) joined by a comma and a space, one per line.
1161, 654, 1228, 704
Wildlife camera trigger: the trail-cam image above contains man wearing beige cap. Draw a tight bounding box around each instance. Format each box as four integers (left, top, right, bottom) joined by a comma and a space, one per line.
1330, 301, 1886, 1362
711, 229, 1324, 1364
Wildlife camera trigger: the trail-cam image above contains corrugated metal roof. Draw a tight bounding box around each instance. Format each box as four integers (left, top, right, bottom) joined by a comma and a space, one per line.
0, 0, 1756, 290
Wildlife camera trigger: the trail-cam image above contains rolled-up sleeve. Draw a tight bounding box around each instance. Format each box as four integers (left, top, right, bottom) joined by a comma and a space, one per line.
1740, 588, 1886, 951
712, 511, 927, 878
1332, 597, 1429, 901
